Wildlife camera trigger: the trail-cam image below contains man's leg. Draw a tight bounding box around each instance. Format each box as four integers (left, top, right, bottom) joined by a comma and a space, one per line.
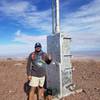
29, 76, 39, 100
29, 87, 37, 100
38, 87, 44, 100
38, 76, 45, 100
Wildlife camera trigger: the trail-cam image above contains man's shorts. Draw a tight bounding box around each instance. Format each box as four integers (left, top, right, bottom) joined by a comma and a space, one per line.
29, 76, 45, 87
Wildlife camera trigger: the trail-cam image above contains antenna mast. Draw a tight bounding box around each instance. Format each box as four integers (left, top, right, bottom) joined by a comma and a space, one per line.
52, 0, 60, 34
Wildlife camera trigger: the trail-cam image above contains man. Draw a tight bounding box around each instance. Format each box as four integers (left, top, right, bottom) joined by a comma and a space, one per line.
26, 42, 52, 100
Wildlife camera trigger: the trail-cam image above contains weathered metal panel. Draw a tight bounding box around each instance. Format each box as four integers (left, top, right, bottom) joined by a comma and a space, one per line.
47, 33, 61, 62
46, 63, 60, 95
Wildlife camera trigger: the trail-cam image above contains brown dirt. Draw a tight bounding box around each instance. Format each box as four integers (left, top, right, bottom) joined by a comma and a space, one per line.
0, 58, 100, 100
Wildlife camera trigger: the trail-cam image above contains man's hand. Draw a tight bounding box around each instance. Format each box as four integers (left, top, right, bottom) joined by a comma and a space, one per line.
48, 54, 52, 60
44, 54, 52, 64
27, 75, 32, 80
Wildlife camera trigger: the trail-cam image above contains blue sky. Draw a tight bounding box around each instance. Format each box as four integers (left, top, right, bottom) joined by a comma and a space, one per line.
0, 0, 100, 57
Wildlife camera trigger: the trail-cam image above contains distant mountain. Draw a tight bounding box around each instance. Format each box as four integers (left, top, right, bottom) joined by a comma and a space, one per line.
72, 50, 100, 58
0, 53, 29, 59
0, 50, 100, 59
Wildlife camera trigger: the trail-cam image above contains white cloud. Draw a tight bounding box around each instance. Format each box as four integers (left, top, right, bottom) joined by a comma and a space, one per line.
0, 0, 100, 54
0, 30, 47, 57
61, 0, 100, 51
0, 1, 32, 15
14, 30, 47, 44
0, 1, 52, 32
14, 30, 47, 51
0, 0, 100, 34
61, 0, 100, 34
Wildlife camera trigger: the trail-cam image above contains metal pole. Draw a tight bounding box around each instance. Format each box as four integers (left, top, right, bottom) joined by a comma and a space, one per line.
52, 0, 55, 34
55, 0, 60, 33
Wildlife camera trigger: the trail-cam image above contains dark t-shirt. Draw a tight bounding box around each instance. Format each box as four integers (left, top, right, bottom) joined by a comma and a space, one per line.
26, 51, 51, 77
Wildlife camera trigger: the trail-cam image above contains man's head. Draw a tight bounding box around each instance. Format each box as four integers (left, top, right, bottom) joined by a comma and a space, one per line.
34, 42, 42, 52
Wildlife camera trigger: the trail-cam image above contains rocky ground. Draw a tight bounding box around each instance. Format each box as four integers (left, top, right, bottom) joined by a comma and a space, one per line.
0, 58, 100, 100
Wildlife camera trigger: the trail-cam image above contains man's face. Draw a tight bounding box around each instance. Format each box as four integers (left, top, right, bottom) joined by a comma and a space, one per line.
35, 47, 41, 52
